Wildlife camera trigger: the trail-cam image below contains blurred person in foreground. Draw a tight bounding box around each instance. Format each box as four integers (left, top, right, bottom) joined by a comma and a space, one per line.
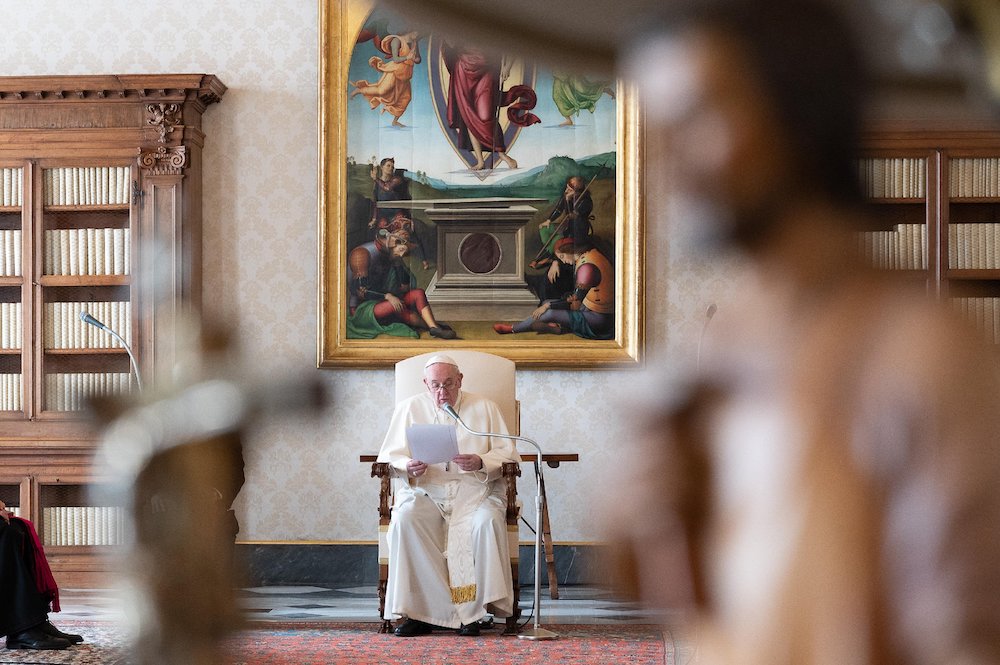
605, 1, 1000, 664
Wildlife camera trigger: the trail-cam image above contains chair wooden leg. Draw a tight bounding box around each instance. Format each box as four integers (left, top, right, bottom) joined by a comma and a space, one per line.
504, 560, 521, 634
378, 566, 392, 633
539, 474, 560, 600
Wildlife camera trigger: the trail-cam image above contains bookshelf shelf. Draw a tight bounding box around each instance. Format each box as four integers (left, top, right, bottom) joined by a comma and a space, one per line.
44, 348, 128, 355
38, 275, 130, 287
43, 205, 130, 213
0, 74, 224, 588
866, 197, 927, 205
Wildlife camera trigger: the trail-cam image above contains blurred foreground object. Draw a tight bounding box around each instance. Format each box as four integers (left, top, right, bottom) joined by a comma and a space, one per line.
92, 317, 326, 665
600, 1, 1000, 664
376, 0, 1000, 101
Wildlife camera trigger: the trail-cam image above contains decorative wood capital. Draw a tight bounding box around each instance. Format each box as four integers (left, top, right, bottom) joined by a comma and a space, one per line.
137, 145, 187, 175
146, 103, 182, 143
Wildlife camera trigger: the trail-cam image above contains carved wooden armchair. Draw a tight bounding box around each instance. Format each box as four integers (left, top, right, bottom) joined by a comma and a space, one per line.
370, 350, 522, 634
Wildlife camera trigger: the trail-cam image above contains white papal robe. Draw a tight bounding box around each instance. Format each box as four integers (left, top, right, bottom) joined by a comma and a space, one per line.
377, 390, 520, 628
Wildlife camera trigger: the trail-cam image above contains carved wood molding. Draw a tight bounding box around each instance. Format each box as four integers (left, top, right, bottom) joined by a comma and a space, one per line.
147, 103, 182, 143
137, 145, 187, 175
0, 75, 227, 106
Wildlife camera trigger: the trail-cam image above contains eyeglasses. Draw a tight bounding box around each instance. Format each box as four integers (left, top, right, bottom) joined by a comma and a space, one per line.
427, 379, 458, 392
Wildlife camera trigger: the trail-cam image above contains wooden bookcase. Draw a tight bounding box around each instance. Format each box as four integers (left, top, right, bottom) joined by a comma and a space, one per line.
857, 130, 1000, 344
0, 75, 225, 587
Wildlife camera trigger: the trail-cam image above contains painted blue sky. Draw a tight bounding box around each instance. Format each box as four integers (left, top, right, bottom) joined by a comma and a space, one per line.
346, 25, 617, 187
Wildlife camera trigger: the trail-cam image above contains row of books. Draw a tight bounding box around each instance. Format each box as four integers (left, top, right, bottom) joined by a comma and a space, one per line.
1, 302, 22, 349
950, 158, 1000, 198
43, 228, 130, 276
0, 230, 22, 276
41, 506, 127, 546
43, 166, 131, 207
0, 373, 22, 411
44, 301, 130, 350
855, 224, 927, 270
856, 157, 926, 199
952, 298, 1000, 345
44, 372, 132, 411
948, 223, 1000, 269
1, 167, 22, 207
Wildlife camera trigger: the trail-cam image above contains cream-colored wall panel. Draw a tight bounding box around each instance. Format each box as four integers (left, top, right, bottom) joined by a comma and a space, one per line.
2, 0, 738, 543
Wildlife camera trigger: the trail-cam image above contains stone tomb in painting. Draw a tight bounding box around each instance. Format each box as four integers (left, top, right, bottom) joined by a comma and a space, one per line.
381, 197, 544, 321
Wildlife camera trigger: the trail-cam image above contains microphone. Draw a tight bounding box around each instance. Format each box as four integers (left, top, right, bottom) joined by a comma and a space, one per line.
441, 401, 558, 641
80, 310, 143, 391
80, 311, 110, 332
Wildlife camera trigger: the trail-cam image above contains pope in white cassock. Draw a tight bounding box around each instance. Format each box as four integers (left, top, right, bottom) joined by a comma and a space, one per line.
376, 354, 521, 637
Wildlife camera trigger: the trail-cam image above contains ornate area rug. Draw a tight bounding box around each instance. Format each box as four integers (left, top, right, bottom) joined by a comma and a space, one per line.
222, 622, 674, 665
0, 622, 681, 665
0, 623, 128, 665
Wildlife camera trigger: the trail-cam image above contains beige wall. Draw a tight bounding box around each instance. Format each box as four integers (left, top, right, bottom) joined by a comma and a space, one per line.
2, 0, 736, 543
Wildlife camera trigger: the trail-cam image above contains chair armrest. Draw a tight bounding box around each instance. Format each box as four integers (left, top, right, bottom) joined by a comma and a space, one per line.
371, 462, 392, 524
502, 461, 521, 523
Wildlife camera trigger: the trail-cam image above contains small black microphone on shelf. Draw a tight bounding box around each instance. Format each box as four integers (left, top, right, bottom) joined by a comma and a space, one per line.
79, 310, 143, 391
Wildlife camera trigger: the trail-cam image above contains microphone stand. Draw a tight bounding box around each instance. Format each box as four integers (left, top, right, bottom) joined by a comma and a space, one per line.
80, 311, 143, 391
443, 405, 559, 641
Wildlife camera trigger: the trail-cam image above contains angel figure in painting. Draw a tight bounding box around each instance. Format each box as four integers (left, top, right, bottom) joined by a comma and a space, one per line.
441, 42, 540, 171
551, 73, 615, 126
350, 30, 421, 127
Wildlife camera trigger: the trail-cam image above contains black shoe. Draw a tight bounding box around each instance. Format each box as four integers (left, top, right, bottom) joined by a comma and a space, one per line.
5, 627, 71, 650
429, 326, 457, 340
40, 620, 84, 644
458, 622, 481, 636
393, 618, 433, 637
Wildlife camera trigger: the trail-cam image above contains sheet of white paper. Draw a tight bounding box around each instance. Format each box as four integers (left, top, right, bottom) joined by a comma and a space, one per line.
406, 424, 459, 464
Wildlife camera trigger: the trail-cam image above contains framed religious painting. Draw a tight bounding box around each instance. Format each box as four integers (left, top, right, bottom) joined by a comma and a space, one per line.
319, 0, 644, 368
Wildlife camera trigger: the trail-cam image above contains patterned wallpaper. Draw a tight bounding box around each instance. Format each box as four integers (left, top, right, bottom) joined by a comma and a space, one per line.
2, 0, 738, 543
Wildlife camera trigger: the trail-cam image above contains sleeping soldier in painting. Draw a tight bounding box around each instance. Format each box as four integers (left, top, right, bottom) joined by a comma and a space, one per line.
368, 157, 429, 269
527, 175, 595, 304
497, 237, 613, 339
347, 213, 456, 340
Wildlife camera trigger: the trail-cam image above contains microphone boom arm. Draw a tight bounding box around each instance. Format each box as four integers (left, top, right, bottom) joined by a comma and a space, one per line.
80, 311, 143, 392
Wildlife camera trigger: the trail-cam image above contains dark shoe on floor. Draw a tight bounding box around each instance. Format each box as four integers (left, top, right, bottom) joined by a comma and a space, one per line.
393, 618, 433, 637
40, 620, 84, 644
429, 326, 457, 339
5, 627, 71, 650
458, 622, 481, 636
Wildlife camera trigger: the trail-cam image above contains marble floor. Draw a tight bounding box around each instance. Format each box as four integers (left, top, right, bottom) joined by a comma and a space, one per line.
56, 585, 669, 625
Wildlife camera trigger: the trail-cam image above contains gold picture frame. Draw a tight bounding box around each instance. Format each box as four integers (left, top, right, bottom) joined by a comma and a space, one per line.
318, 0, 643, 368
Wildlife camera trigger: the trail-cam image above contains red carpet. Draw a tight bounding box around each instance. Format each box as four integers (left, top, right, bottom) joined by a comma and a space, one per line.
0, 622, 673, 664
222, 623, 670, 665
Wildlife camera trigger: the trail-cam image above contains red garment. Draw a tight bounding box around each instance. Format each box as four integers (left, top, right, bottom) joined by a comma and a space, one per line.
443, 46, 539, 152
13, 517, 60, 612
